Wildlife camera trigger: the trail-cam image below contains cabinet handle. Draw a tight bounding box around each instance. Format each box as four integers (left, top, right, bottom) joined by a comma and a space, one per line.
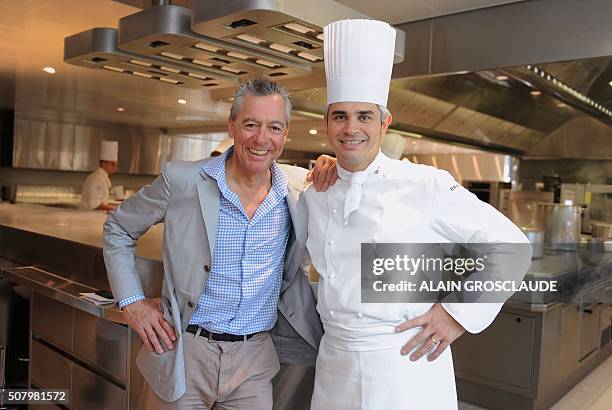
583, 309, 593, 315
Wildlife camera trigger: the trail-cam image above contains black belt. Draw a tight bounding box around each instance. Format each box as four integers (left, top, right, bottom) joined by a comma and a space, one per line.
185, 324, 258, 342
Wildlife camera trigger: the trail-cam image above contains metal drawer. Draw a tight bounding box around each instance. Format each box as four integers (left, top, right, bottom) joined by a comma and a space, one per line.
73, 309, 128, 384
31, 293, 74, 352
72, 362, 126, 410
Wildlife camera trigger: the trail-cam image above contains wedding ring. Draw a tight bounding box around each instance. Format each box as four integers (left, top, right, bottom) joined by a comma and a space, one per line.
430, 335, 439, 344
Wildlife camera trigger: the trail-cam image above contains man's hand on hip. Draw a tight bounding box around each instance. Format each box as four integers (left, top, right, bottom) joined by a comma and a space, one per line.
123, 297, 176, 354
396, 303, 465, 362
307, 155, 338, 192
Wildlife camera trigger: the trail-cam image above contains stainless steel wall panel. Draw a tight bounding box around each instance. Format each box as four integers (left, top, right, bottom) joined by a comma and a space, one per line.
45, 122, 75, 170
73, 125, 99, 171
13, 118, 46, 169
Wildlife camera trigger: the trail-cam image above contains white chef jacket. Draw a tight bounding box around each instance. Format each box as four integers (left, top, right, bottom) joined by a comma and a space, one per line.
305, 152, 530, 350
80, 167, 111, 210
304, 152, 531, 409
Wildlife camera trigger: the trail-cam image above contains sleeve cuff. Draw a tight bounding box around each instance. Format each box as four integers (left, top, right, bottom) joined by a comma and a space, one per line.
118, 293, 145, 308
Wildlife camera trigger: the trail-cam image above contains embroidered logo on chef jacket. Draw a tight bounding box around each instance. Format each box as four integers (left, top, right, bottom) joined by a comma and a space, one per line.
450, 184, 460, 191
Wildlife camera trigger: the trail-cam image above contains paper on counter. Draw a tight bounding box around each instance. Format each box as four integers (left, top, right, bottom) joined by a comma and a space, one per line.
79, 292, 116, 305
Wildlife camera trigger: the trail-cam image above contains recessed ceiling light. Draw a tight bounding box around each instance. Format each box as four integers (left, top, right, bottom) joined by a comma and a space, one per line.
308, 129, 318, 135
609, 80, 612, 87
319, 142, 326, 147
495, 75, 508, 81
556, 102, 566, 108
117, 107, 126, 112
530, 90, 542, 96
178, 99, 187, 104
286, 138, 292, 142
42, 66, 56, 74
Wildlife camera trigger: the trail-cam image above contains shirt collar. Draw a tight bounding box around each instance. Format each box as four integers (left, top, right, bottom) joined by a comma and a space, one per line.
336, 150, 386, 182
202, 146, 288, 199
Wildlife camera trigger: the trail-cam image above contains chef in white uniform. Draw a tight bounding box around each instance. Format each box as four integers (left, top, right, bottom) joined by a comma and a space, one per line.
305, 19, 532, 409
80, 140, 118, 211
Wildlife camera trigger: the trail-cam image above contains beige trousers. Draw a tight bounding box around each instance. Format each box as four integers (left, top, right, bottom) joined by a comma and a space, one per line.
145, 331, 280, 410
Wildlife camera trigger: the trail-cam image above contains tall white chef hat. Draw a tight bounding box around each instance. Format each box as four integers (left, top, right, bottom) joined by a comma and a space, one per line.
100, 141, 118, 162
324, 19, 396, 107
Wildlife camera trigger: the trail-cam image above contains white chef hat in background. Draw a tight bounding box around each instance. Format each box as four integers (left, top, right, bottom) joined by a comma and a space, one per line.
380, 133, 406, 159
100, 141, 118, 161
211, 137, 234, 156
324, 19, 396, 107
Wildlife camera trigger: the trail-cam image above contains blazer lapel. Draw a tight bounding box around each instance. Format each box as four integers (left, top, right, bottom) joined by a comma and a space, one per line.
196, 169, 220, 258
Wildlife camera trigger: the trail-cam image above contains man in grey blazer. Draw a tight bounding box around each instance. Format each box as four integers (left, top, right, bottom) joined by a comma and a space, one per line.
103, 79, 333, 408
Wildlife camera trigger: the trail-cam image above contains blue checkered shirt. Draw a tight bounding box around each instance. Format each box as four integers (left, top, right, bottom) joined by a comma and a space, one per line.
119, 148, 291, 335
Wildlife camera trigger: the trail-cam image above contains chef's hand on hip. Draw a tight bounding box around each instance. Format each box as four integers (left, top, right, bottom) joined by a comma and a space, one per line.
307, 155, 338, 192
396, 303, 465, 362
123, 297, 176, 354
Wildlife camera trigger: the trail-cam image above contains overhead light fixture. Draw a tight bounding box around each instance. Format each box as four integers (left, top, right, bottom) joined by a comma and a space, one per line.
609, 80, 612, 87
495, 75, 508, 81
191, 0, 406, 64
115, 5, 312, 81
530, 90, 542, 96
556, 102, 566, 108
178, 99, 187, 104
308, 129, 318, 135
117, 107, 126, 112
64, 28, 235, 89
42, 66, 56, 74
64, 3, 407, 90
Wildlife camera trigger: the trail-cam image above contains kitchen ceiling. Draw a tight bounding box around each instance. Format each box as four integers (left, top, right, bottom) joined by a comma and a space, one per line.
0, 0, 610, 157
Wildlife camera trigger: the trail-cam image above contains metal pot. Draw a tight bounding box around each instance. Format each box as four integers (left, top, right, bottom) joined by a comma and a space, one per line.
536, 203, 583, 250
522, 229, 544, 258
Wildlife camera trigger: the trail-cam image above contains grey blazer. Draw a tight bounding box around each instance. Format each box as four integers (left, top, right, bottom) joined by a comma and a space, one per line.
103, 159, 323, 402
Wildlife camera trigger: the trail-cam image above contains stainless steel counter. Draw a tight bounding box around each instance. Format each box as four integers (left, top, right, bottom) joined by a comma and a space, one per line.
0, 203, 163, 260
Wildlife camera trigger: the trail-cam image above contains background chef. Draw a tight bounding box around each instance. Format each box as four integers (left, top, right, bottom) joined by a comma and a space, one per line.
304, 18, 532, 409
80, 140, 118, 211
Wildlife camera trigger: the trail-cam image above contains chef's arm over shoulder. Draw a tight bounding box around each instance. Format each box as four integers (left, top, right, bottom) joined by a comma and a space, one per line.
103, 162, 174, 303
429, 170, 532, 333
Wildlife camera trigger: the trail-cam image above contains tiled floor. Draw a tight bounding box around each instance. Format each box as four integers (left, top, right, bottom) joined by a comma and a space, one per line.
458, 355, 612, 410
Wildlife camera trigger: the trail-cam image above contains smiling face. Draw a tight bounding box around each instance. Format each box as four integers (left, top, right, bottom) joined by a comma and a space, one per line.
325, 102, 392, 172
228, 93, 289, 176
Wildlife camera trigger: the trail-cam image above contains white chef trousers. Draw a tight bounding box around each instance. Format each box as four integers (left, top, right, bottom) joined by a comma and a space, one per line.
311, 334, 458, 410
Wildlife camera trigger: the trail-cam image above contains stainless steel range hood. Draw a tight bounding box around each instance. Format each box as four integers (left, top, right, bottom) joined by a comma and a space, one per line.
64, 2, 406, 90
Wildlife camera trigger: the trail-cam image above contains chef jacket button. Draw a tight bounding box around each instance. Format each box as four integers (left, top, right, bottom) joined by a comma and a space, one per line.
357, 312, 363, 318
187, 301, 195, 308
328, 240, 334, 246
204, 265, 211, 272
332, 208, 337, 215
329, 310, 334, 316
329, 274, 336, 280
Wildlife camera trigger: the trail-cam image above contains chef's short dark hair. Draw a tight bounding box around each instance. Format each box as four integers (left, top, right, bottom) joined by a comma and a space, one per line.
229, 79, 291, 126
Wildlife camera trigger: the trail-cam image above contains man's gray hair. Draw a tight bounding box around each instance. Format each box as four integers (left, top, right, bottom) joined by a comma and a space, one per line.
229, 79, 292, 126
324, 104, 391, 125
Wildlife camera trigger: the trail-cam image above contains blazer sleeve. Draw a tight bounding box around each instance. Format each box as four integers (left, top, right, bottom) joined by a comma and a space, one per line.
103, 162, 174, 302
429, 170, 532, 333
